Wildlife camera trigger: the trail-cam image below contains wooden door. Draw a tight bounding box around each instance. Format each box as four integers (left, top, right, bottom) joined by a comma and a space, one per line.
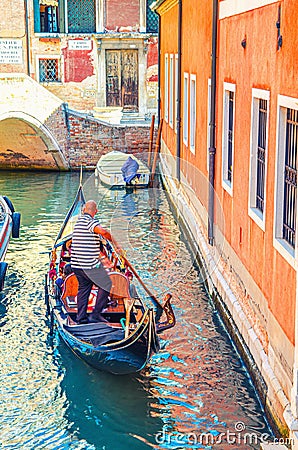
106, 50, 138, 111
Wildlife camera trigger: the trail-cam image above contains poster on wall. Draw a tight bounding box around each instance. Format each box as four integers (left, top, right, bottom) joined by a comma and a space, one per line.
0, 40, 23, 64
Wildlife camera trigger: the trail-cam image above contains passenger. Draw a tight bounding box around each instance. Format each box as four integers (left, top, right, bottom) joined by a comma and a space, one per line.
61, 264, 78, 301
48, 262, 57, 283
61, 240, 71, 262
55, 263, 74, 300
63, 263, 73, 278
71, 200, 122, 324
125, 270, 139, 299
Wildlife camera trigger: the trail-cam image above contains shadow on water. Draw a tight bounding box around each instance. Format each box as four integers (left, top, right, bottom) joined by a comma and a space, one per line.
53, 336, 164, 450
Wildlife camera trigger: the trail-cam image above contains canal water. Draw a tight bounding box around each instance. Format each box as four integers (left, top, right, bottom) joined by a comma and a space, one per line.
0, 171, 275, 449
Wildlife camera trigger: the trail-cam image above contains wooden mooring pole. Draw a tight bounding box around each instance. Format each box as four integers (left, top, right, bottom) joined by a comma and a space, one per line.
147, 114, 155, 170
149, 118, 163, 188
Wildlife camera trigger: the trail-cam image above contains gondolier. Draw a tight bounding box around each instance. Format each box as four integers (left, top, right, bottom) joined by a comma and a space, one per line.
71, 200, 119, 324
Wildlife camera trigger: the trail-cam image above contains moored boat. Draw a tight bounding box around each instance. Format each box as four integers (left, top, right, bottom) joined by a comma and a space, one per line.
95, 151, 150, 188
0, 196, 21, 291
45, 183, 175, 375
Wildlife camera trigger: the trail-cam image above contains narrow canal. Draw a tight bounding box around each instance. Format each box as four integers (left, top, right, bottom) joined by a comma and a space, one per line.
1, 171, 274, 449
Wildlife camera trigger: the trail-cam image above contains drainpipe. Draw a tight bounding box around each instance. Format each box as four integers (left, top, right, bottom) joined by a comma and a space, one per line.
24, 0, 31, 76
290, 211, 298, 434
155, 10, 161, 125
176, 0, 182, 183
208, 0, 218, 245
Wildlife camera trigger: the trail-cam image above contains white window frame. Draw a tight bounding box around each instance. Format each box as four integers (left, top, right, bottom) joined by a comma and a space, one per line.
189, 74, 196, 154
169, 54, 174, 128
36, 54, 63, 84
222, 82, 236, 196
183, 72, 189, 146
248, 88, 270, 231
174, 54, 178, 134
207, 78, 212, 171
164, 54, 169, 123
273, 94, 298, 268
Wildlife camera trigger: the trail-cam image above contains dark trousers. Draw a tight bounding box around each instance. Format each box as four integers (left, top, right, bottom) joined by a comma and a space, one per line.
73, 265, 112, 322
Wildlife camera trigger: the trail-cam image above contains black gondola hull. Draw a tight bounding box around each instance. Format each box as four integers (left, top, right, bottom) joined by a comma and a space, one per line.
53, 307, 158, 375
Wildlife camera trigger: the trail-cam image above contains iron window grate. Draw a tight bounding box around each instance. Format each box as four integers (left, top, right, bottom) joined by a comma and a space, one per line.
67, 0, 96, 33
146, 1, 158, 33
227, 91, 234, 183
256, 99, 267, 212
283, 108, 298, 248
39, 59, 59, 82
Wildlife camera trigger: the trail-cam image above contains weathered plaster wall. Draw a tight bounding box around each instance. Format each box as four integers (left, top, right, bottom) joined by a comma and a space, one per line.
105, 0, 140, 31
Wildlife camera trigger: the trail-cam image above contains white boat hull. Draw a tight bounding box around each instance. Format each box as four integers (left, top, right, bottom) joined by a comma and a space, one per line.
95, 151, 150, 188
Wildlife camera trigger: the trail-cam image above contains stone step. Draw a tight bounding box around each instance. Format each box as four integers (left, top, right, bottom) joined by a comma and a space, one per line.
120, 112, 147, 124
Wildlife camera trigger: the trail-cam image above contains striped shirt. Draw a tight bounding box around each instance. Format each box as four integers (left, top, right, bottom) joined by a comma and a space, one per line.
71, 213, 101, 269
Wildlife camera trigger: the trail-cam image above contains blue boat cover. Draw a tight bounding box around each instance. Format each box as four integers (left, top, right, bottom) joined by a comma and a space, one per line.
121, 156, 140, 183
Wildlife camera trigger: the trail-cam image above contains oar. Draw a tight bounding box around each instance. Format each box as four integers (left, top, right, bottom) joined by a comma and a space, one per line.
119, 253, 164, 311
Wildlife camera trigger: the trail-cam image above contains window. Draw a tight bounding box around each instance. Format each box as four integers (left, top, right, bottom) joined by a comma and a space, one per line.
222, 82, 236, 194
146, 0, 158, 33
183, 73, 189, 146
38, 58, 60, 82
67, 0, 96, 33
169, 55, 174, 128
34, 0, 96, 34
174, 54, 178, 134
283, 109, 297, 248
164, 54, 169, 123
189, 75, 196, 153
274, 95, 298, 266
40, 5, 59, 33
207, 79, 211, 171
248, 89, 269, 230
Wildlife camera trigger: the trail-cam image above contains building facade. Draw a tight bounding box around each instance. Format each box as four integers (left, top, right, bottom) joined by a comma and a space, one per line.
153, 0, 298, 444
0, 0, 158, 117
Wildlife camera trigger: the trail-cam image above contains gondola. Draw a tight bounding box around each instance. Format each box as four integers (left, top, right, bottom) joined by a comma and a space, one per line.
45, 184, 175, 375
0, 196, 21, 291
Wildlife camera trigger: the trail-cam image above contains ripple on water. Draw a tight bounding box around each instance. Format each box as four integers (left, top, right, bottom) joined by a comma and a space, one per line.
0, 172, 273, 449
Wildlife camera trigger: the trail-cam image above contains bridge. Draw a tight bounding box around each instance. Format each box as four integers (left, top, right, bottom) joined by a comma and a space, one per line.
0, 74, 151, 171
0, 74, 69, 170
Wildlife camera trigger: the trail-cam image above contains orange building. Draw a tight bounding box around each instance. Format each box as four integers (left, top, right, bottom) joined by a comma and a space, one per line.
153, 0, 298, 443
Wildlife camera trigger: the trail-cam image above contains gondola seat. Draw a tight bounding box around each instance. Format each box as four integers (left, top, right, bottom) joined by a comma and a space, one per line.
61, 271, 130, 319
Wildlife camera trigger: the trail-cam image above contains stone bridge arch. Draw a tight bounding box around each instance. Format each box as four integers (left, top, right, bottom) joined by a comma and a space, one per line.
0, 111, 68, 170
0, 74, 69, 170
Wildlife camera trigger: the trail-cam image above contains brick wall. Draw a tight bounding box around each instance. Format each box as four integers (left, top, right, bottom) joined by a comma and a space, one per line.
66, 110, 152, 169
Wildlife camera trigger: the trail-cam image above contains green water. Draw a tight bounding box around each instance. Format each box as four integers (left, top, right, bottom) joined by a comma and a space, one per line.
0, 171, 274, 449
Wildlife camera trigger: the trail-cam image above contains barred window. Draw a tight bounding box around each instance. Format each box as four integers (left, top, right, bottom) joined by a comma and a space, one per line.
282, 108, 297, 248
248, 89, 269, 230
222, 83, 235, 194
34, 0, 95, 34
274, 96, 298, 266
39, 59, 60, 82
256, 99, 267, 213
68, 0, 96, 33
146, 1, 158, 33
227, 91, 234, 183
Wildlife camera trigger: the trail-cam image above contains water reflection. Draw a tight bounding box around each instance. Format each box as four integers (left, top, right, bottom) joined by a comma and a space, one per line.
0, 171, 274, 449
55, 341, 164, 449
